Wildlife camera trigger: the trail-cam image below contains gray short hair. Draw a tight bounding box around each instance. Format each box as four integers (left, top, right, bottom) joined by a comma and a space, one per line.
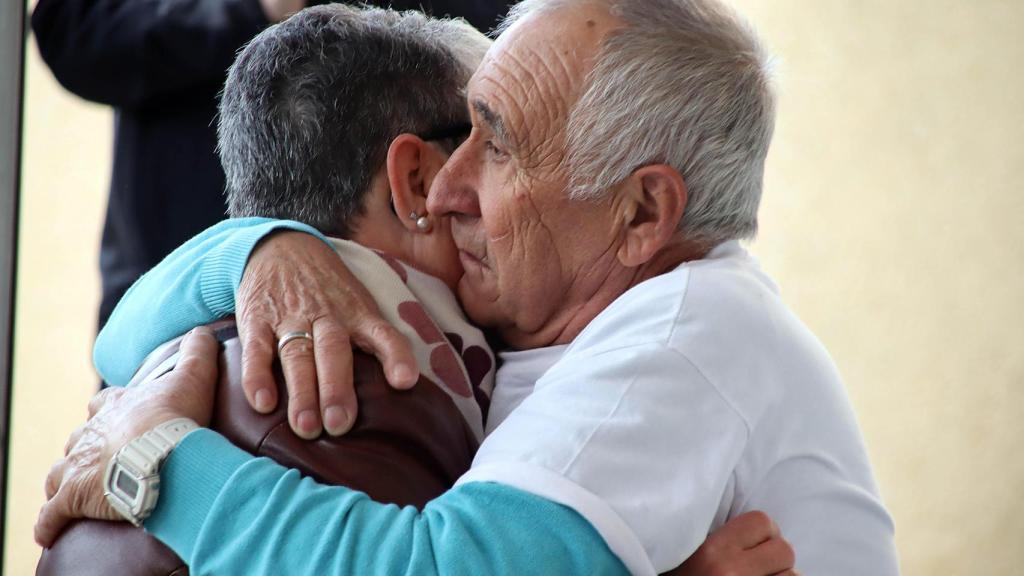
219, 5, 491, 236
503, 0, 776, 247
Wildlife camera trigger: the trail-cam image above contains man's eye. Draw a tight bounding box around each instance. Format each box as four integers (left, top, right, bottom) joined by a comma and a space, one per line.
484, 140, 508, 160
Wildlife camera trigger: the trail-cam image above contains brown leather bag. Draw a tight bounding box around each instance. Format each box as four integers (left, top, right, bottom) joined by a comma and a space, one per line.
36, 320, 479, 576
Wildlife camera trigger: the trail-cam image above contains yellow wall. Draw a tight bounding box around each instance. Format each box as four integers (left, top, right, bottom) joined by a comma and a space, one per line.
4, 19, 111, 574
6, 1, 1023, 574
729, 1, 1024, 573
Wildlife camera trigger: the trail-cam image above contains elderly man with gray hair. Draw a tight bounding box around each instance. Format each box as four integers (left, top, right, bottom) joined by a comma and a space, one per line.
41, 0, 898, 574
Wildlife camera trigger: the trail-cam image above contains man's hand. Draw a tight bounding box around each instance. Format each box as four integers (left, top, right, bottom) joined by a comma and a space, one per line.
237, 231, 418, 440
668, 511, 798, 576
34, 328, 221, 548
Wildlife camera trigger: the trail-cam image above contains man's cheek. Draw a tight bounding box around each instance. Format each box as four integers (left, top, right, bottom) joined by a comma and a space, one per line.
480, 200, 518, 255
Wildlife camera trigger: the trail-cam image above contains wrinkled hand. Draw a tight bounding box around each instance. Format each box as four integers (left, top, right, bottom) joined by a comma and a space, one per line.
668, 511, 798, 576
237, 231, 418, 440
34, 328, 220, 548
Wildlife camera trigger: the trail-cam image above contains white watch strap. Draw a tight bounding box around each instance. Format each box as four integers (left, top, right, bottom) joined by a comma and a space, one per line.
150, 417, 201, 448
104, 417, 200, 526
117, 418, 199, 477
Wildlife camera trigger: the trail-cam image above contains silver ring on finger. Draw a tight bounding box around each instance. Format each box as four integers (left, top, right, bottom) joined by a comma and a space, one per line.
277, 331, 314, 354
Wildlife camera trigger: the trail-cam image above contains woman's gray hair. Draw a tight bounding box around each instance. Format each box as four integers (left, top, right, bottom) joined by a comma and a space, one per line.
219, 5, 491, 237
503, 0, 776, 247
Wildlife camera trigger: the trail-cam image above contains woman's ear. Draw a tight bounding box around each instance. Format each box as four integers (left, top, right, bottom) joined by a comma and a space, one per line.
387, 133, 448, 232
616, 164, 688, 267
387, 134, 426, 232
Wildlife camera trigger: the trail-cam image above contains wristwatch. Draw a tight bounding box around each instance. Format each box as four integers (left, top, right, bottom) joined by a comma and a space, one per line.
103, 417, 199, 526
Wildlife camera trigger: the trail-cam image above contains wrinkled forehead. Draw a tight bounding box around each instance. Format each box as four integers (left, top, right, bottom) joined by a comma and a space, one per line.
467, 4, 622, 147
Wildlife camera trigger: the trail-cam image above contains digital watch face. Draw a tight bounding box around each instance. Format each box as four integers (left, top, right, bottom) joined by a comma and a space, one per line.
115, 469, 140, 501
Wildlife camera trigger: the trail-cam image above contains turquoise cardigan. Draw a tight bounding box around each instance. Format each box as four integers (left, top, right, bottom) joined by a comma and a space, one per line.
95, 218, 629, 576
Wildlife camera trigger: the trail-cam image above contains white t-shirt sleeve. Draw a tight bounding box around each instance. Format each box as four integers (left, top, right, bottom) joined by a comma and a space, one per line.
456, 343, 749, 575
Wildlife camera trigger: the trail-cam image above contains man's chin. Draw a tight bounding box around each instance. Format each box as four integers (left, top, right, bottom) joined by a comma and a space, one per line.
456, 277, 500, 327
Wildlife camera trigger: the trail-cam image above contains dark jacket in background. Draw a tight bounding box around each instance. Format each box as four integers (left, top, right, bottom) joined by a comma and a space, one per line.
30, 0, 511, 330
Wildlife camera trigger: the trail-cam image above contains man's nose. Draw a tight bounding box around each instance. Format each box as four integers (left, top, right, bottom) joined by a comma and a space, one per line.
428, 147, 481, 217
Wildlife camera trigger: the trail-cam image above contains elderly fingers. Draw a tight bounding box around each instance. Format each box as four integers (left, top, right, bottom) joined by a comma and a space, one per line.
44, 458, 65, 500
278, 326, 322, 439
353, 319, 418, 390
35, 463, 93, 548
174, 327, 220, 385
35, 491, 72, 547
713, 510, 778, 550
671, 511, 788, 576
240, 319, 279, 413
742, 535, 796, 576
313, 318, 356, 436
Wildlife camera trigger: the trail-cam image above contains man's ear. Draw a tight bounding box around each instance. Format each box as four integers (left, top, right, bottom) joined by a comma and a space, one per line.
387, 133, 447, 232
616, 164, 688, 267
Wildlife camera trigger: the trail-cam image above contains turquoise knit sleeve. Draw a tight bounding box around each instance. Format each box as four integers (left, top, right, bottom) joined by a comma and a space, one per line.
146, 429, 628, 576
93, 218, 329, 386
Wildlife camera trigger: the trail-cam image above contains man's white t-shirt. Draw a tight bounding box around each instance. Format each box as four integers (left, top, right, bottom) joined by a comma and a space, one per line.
457, 241, 899, 575
484, 345, 568, 435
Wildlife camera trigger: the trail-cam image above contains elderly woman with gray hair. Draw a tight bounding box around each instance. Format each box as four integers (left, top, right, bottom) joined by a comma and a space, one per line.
36, 0, 897, 574
36, 6, 495, 574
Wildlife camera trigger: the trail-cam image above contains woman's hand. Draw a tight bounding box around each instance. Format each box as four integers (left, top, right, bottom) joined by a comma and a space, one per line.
236, 231, 419, 439
666, 511, 798, 576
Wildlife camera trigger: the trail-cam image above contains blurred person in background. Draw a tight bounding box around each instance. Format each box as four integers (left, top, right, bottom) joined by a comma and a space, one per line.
29, 0, 511, 350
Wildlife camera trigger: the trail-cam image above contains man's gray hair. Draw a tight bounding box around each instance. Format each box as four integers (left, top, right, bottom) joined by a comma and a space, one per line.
219, 5, 491, 236
503, 0, 776, 247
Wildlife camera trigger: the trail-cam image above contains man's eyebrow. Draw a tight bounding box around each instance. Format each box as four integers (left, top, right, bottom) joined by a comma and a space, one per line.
472, 99, 513, 149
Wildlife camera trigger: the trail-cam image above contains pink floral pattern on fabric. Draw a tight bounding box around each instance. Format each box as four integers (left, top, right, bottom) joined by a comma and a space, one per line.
399, 302, 474, 397
430, 346, 472, 397
398, 301, 444, 344
444, 332, 493, 391
444, 332, 464, 353
444, 331, 494, 416
462, 346, 493, 391
374, 251, 408, 283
